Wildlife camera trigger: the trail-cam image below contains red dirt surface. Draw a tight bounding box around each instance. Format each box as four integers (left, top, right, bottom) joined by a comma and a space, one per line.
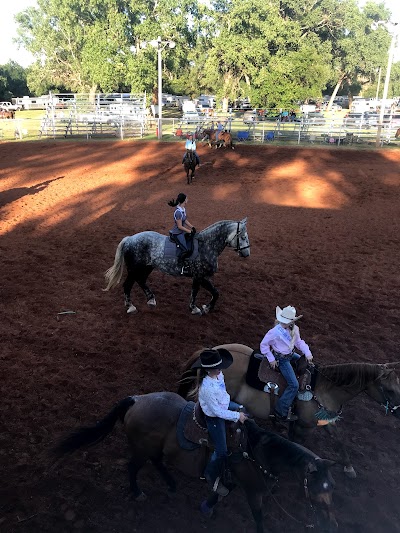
1, 140, 400, 533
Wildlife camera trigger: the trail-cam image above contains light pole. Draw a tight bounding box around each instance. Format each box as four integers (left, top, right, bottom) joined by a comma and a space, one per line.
140, 37, 175, 140
376, 23, 399, 147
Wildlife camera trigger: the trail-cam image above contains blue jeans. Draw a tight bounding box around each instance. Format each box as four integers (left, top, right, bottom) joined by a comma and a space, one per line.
174, 232, 189, 252
204, 401, 241, 482
275, 353, 300, 417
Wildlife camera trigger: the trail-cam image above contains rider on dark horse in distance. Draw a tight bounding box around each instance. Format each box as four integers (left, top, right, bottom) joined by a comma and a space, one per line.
182, 134, 200, 167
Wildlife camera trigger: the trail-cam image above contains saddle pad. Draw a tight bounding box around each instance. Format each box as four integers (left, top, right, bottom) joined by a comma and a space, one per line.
245, 351, 270, 390
163, 236, 200, 261
177, 401, 206, 450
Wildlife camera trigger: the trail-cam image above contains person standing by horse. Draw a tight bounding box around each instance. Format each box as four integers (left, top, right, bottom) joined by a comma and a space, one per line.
168, 193, 196, 267
182, 133, 200, 167
260, 306, 313, 422
191, 348, 247, 496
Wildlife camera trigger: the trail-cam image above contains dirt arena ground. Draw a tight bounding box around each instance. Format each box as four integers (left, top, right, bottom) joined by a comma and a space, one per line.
1, 140, 400, 533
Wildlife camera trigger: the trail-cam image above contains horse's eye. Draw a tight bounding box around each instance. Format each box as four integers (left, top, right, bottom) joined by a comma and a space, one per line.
323, 482, 329, 490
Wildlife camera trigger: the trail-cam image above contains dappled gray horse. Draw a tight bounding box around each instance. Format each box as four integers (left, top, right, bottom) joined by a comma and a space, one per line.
104, 219, 250, 315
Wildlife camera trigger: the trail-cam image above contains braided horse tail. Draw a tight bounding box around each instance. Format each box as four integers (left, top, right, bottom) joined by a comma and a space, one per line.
103, 237, 128, 291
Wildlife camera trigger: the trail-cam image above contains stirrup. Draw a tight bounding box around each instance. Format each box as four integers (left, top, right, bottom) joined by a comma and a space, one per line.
213, 477, 229, 497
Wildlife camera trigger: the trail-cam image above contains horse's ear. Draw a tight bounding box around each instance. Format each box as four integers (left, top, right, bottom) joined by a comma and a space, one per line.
240, 217, 248, 225
307, 461, 318, 473
383, 362, 400, 370
379, 367, 396, 380
320, 459, 336, 469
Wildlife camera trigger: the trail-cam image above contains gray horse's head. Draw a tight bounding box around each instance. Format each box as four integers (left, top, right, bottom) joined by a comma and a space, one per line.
226, 218, 250, 257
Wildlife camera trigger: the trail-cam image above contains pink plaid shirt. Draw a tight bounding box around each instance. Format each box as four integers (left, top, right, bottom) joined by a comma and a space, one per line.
260, 324, 312, 363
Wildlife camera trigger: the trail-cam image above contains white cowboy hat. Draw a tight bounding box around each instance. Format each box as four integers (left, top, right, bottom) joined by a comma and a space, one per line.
276, 305, 303, 324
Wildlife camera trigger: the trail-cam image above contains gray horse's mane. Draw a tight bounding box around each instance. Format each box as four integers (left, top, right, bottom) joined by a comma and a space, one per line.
319, 362, 390, 389
200, 220, 239, 234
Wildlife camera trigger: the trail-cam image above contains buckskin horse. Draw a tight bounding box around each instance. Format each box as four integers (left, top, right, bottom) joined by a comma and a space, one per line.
183, 149, 197, 184
54, 391, 337, 532
179, 343, 400, 478
201, 128, 234, 150
104, 219, 250, 315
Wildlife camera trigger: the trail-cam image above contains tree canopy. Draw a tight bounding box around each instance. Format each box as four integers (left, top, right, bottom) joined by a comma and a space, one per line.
12, 0, 399, 107
0, 61, 30, 101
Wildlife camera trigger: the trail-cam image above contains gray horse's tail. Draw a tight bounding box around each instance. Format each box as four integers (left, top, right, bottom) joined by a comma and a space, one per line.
53, 397, 135, 458
103, 237, 128, 291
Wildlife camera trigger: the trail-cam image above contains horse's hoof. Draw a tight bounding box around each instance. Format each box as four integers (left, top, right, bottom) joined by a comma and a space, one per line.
200, 500, 213, 518
127, 304, 138, 314
191, 306, 202, 315
147, 298, 157, 308
135, 492, 147, 502
201, 304, 211, 314
344, 466, 357, 478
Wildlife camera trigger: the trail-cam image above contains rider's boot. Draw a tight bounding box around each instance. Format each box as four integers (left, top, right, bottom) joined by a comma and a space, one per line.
205, 457, 230, 497
271, 406, 298, 422
178, 251, 190, 275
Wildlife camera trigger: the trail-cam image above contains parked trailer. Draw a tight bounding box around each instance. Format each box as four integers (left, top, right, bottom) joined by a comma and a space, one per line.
13, 96, 51, 110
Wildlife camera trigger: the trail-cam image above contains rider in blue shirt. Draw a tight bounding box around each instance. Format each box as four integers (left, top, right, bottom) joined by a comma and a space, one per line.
168, 193, 196, 265
182, 134, 200, 166
215, 121, 224, 141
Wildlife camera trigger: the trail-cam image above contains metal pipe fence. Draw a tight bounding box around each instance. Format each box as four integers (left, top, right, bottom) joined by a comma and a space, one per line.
0, 114, 399, 147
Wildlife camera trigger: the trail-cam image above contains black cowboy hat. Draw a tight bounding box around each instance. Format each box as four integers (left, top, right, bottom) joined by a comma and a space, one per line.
191, 348, 233, 370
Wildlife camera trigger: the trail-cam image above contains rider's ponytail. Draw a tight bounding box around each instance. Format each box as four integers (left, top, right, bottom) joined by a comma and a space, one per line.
168, 192, 187, 207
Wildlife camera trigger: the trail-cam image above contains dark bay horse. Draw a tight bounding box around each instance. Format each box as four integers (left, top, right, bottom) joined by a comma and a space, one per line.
54, 392, 337, 532
180, 344, 400, 477
104, 219, 250, 315
184, 149, 197, 184
202, 129, 234, 149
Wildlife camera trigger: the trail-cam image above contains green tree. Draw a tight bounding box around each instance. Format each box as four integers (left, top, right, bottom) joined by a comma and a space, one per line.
318, 0, 391, 106
15, 0, 202, 96
0, 61, 30, 100
196, 0, 333, 109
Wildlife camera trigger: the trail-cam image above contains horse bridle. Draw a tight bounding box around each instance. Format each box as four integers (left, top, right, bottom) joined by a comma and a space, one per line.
228, 221, 250, 254
242, 448, 320, 503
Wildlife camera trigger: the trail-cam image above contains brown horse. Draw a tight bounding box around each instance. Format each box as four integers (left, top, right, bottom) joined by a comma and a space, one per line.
0, 109, 15, 119
202, 128, 234, 149
179, 344, 400, 478
395, 128, 400, 139
54, 391, 338, 532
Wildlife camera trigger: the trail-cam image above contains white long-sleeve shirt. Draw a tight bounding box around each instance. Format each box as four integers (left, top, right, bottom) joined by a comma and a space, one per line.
185, 139, 196, 150
260, 324, 312, 363
199, 373, 240, 422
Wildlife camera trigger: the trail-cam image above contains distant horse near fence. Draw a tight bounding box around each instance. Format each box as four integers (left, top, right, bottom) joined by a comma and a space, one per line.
201, 129, 234, 150
0, 109, 15, 120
